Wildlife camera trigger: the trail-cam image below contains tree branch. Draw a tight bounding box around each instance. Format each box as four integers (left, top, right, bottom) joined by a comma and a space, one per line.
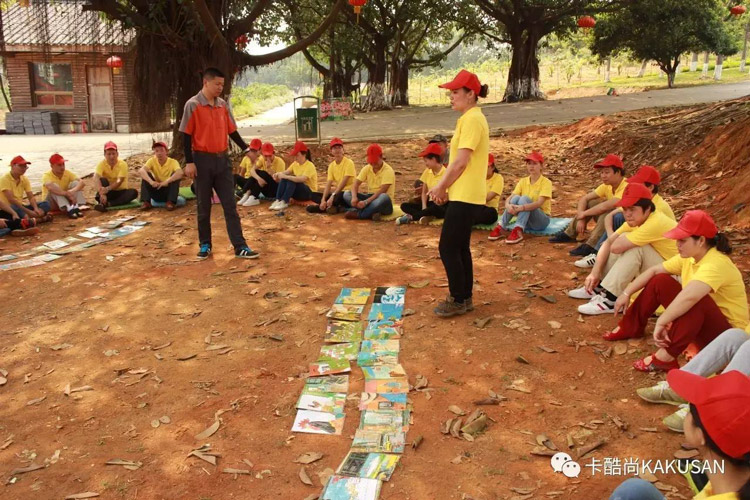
192, 0, 228, 49
229, 0, 274, 39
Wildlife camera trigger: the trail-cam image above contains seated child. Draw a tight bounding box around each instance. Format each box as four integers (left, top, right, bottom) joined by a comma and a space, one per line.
94, 141, 138, 211
308, 137, 356, 214
396, 142, 446, 225
42, 153, 85, 219
269, 141, 318, 211
139, 141, 183, 211
343, 143, 395, 221
474, 153, 504, 226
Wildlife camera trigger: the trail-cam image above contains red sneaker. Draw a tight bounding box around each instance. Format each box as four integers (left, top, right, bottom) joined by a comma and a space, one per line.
633, 355, 680, 373
488, 225, 503, 241
505, 227, 524, 244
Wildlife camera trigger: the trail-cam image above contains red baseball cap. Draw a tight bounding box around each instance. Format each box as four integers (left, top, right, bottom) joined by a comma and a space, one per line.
488, 153, 495, 166
49, 153, 66, 164
439, 69, 481, 95
261, 142, 275, 155
594, 154, 623, 169
329, 137, 344, 149
249, 138, 262, 151
419, 143, 443, 158
366, 143, 383, 164
629, 165, 661, 185
104, 141, 118, 151
290, 141, 308, 156
525, 151, 544, 164
152, 141, 168, 150
10, 155, 31, 166
668, 370, 750, 459
615, 183, 653, 207
664, 210, 718, 240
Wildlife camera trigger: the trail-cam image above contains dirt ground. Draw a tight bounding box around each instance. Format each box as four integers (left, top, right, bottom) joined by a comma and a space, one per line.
1, 101, 749, 500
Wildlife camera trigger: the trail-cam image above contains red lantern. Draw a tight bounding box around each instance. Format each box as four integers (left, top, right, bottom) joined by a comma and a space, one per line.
106, 55, 123, 75
235, 34, 249, 50
348, 0, 366, 22
730, 5, 747, 16
577, 16, 596, 30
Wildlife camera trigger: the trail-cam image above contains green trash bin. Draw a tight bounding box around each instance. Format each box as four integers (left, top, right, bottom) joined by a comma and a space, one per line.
294, 96, 321, 143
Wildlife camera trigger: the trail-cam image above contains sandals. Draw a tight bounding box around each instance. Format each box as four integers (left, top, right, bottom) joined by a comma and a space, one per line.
633, 354, 680, 373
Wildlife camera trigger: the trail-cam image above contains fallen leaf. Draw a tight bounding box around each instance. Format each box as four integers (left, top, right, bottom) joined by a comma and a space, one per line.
547, 321, 562, 329
412, 435, 424, 450
10, 463, 45, 474
177, 354, 197, 361
473, 398, 500, 406
409, 280, 430, 288
222, 468, 251, 475
159, 416, 171, 424
674, 449, 699, 459
26, 396, 46, 406
195, 420, 220, 440
299, 466, 313, 486
151, 420, 160, 428
614, 344, 628, 355
294, 452, 324, 464
473, 317, 492, 329
414, 375, 428, 390
639, 471, 658, 483
65, 493, 100, 499
50, 344, 73, 351
403, 308, 416, 317
317, 467, 334, 486
315, 272, 326, 278
516, 355, 530, 365
105, 459, 142, 470
541, 295, 557, 304
448, 405, 465, 416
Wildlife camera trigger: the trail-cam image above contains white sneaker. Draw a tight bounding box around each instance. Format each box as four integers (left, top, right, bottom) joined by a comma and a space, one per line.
575, 253, 597, 268
243, 195, 259, 207
568, 286, 595, 300
269, 200, 280, 210
578, 294, 615, 315
238, 193, 250, 205
276, 201, 289, 211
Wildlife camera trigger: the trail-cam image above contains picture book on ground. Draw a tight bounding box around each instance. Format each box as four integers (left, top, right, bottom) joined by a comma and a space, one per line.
362, 364, 406, 380
335, 288, 372, 305
360, 340, 400, 353
359, 409, 410, 433
337, 452, 401, 481
324, 320, 363, 343
359, 392, 408, 411
327, 304, 365, 322
320, 475, 381, 500
363, 378, 409, 394
364, 319, 403, 340
373, 292, 405, 305
297, 389, 346, 414
304, 375, 350, 394
292, 409, 345, 435
309, 358, 351, 376
356, 350, 399, 367
320, 342, 360, 361
351, 429, 406, 454
367, 303, 404, 322
374, 286, 407, 297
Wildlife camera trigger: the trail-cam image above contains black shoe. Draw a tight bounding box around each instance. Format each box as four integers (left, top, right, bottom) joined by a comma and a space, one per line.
197, 243, 212, 260
235, 245, 260, 259
94, 203, 106, 213
549, 231, 575, 243
306, 205, 324, 214
570, 243, 596, 257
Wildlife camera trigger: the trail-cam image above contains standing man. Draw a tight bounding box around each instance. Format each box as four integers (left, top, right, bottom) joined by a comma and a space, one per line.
180, 67, 259, 260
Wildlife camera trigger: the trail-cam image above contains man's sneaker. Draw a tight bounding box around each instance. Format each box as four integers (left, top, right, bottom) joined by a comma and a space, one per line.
325, 206, 340, 215
465, 297, 474, 312
419, 216, 435, 225
269, 200, 280, 210
94, 203, 106, 212
578, 294, 615, 315
575, 253, 597, 268
488, 225, 503, 241
166, 202, 176, 211
549, 231, 575, 243
235, 245, 260, 259
568, 286, 595, 300
434, 296, 467, 318
396, 214, 412, 225
345, 211, 359, 220
663, 405, 689, 433
637, 381, 688, 406
371, 213, 382, 222
197, 244, 212, 260
242, 196, 260, 207
570, 243, 596, 257
506, 227, 524, 244
140, 201, 152, 210
238, 192, 250, 205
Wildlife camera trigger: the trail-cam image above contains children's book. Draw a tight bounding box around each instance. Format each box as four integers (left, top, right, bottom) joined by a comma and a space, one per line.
320, 476, 381, 500
43, 239, 71, 250
324, 321, 363, 343
359, 392, 407, 411
297, 389, 346, 414
373, 292, 405, 305
363, 379, 409, 394
359, 409, 410, 433
356, 351, 399, 367
320, 342, 360, 361
351, 429, 406, 454
77, 231, 99, 239
364, 320, 403, 340
374, 286, 407, 297
309, 358, 351, 376
362, 364, 406, 380
335, 288, 371, 305
367, 303, 403, 322
0, 255, 16, 263
292, 409, 344, 435
360, 340, 400, 353
337, 452, 400, 481
327, 304, 365, 322
304, 375, 349, 394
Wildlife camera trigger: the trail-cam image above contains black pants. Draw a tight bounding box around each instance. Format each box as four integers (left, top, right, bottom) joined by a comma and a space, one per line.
475, 206, 499, 225
0, 211, 24, 228
240, 170, 278, 198
140, 175, 180, 204
307, 191, 347, 213
95, 178, 138, 206
400, 201, 447, 220
439, 201, 484, 303
194, 151, 246, 248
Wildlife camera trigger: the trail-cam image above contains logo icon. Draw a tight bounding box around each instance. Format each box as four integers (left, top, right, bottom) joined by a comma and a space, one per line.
551, 452, 580, 478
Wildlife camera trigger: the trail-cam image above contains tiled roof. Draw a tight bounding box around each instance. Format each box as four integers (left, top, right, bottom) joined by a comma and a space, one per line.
0, 0, 133, 49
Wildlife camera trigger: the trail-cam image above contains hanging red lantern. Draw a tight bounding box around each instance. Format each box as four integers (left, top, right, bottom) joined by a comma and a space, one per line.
235, 34, 249, 50
106, 55, 123, 75
577, 16, 596, 30
348, 0, 367, 22
730, 5, 747, 16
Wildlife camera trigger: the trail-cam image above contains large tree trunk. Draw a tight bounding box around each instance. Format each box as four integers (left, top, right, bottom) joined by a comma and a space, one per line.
389, 62, 409, 107
636, 59, 648, 78
503, 27, 545, 102
741, 22, 749, 73
361, 40, 389, 111
714, 54, 724, 80
604, 58, 611, 83
701, 52, 710, 77
690, 52, 699, 72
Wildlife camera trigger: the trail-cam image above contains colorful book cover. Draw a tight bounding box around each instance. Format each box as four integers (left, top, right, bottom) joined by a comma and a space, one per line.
320, 476, 381, 500
374, 286, 407, 296
324, 320, 363, 343
363, 378, 409, 394
351, 430, 406, 454
362, 364, 406, 380
373, 292, 405, 305
297, 389, 346, 414
356, 351, 399, 367
309, 358, 351, 376
320, 342, 360, 361
364, 320, 403, 340
335, 288, 371, 305
367, 303, 404, 322
292, 409, 345, 435
359, 392, 407, 411
360, 340, 400, 353
337, 452, 401, 481
304, 375, 349, 394
359, 409, 410, 433
327, 304, 365, 322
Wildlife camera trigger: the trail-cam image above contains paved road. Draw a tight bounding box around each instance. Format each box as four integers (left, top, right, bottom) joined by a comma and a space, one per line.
2, 80, 748, 190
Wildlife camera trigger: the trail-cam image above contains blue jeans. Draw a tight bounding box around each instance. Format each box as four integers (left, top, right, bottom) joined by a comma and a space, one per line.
500, 195, 550, 231
343, 192, 393, 219
276, 179, 312, 203
609, 479, 665, 500
12, 201, 50, 218
595, 211, 625, 250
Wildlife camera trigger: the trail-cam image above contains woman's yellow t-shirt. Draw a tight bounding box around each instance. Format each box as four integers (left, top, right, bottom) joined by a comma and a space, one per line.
485, 173, 504, 209
290, 160, 318, 191
447, 106, 489, 205
615, 211, 678, 260
512, 175, 553, 215
327, 157, 357, 191
419, 166, 446, 191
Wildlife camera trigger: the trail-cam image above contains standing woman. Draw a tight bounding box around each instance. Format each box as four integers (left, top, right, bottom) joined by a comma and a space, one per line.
428, 70, 490, 318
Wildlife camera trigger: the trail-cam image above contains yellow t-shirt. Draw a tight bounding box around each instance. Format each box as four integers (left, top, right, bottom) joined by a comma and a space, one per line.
485, 173, 505, 209
41, 169, 79, 199
238, 156, 257, 178
447, 106, 489, 205
615, 211, 678, 260
357, 162, 396, 199
0, 172, 31, 206
662, 248, 749, 329
694, 482, 739, 500
95, 159, 129, 189
419, 166, 446, 191
327, 157, 357, 191
653, 194, 676, 221
145, 157, 180, 183
594, 180, 628, 200
512, 175, 553, 215
290, 160, 318, 191
261, 156, 286, 174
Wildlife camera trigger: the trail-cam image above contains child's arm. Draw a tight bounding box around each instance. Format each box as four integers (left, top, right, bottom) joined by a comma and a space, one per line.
420, 183, 429, 210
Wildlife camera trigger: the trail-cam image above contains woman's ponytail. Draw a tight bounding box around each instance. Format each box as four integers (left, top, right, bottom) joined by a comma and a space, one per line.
709, 232, 732, 255
478, 84, 489, 99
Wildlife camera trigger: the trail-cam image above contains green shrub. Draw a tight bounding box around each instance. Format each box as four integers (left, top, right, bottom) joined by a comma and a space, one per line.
230, 83, 294, 118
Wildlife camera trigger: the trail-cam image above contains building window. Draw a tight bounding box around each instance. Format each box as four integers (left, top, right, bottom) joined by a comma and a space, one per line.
30, 63, 74, 107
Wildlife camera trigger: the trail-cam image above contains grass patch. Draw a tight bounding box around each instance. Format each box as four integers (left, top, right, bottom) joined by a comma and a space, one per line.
230, 83, 293, 119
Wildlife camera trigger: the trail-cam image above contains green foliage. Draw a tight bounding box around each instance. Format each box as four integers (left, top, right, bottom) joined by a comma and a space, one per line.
229, 83, 294, 118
